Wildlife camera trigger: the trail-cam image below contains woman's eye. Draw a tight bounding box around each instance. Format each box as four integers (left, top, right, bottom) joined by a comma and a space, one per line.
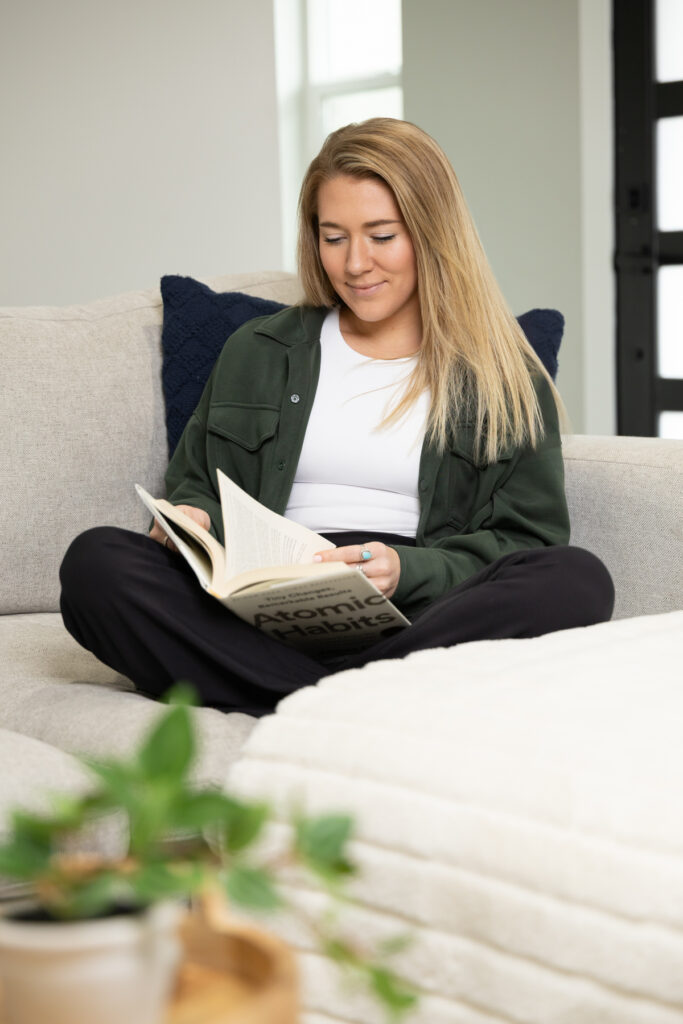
322, 236, 344, 245
373, 234, 395, 244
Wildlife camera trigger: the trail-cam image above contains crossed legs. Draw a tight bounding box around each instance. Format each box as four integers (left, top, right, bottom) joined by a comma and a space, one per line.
60, 527, 614, 715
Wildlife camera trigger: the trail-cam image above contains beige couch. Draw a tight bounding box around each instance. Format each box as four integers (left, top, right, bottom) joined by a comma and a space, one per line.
1, 271, 682, 1022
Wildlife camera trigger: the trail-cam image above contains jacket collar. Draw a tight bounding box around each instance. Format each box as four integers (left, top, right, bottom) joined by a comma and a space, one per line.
253, 305, 328, 348
254, 304, 488, 457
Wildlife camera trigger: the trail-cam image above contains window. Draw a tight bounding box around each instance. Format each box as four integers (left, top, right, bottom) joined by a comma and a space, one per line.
275, 0, 403, 270
614, 0, 683, 437
307, 0, 402, 142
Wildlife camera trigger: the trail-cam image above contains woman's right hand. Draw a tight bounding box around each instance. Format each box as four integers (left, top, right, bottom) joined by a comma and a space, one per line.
149, 505, 211, 552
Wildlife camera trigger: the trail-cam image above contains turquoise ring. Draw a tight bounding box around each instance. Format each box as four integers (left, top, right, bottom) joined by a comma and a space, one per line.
360, 545, 372, 561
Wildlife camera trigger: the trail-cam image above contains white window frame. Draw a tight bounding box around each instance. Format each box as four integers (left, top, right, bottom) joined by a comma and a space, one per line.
306, 70, 402, 160
274, 0, 403, 270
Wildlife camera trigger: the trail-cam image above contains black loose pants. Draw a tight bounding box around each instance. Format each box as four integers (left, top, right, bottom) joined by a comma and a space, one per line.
60, 527, 614, 716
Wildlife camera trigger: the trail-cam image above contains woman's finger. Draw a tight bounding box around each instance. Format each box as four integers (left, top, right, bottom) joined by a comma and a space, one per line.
149, 519, 178, 552
314, 542, 384, 565
313, 543, 401, 599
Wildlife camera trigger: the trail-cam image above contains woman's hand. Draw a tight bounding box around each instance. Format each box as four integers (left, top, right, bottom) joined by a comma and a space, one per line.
314, 542, 401, 599
149, 505, 211, 553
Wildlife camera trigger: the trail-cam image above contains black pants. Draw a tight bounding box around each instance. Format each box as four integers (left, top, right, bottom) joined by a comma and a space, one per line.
59, 527, 615, 716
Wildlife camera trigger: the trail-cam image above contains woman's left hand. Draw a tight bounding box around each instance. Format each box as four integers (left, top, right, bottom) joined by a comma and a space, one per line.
314, 542, 401, 599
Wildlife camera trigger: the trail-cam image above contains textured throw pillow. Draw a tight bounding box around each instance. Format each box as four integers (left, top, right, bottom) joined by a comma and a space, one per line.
161, 275, 286, 454
160, 275, 563, 455
517, 307, 563, 383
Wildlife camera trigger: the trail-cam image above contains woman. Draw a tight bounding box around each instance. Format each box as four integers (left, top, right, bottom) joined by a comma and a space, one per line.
60, 118, 614, 714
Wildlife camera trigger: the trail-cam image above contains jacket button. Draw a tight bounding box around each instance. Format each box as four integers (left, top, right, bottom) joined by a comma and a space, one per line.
419, 478, 429, 492
277, 460, 286, 471
290, 393, 301, 404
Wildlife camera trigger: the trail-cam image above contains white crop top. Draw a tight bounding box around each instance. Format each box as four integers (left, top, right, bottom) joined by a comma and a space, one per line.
285, 309, 429, 535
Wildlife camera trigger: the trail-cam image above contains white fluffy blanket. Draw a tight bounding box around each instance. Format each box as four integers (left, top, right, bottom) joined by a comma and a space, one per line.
229, 611, 683, 1024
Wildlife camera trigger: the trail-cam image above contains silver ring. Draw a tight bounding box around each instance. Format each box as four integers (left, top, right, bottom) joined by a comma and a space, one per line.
356, 563, 366, 574
360, 544, 372, 562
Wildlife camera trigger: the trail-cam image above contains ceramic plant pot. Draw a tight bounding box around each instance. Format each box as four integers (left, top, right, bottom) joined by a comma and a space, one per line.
0, 900, 183, 1024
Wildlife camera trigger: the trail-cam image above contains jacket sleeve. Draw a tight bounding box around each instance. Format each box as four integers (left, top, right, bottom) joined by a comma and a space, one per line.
391, 376, 570, 617
163, 366, 223, 540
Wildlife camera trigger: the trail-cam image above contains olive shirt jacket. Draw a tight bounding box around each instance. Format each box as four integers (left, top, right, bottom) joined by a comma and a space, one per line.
165, 305, 570, 622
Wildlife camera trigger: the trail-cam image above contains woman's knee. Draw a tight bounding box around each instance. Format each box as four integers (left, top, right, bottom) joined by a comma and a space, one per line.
548, 545, 615, 627
60, 526, 139, 607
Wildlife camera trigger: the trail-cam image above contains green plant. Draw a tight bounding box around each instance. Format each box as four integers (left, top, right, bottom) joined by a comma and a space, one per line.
0, 687, 416, 1019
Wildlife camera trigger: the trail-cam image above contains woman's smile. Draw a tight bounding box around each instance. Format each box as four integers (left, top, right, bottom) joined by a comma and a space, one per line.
347, 281, 385, 295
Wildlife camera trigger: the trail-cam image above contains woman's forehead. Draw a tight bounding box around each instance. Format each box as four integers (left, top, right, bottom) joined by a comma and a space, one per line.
316, 175, 402, 223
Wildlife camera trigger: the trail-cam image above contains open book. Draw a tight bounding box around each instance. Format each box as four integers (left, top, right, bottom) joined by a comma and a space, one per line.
135, 470, 409, 655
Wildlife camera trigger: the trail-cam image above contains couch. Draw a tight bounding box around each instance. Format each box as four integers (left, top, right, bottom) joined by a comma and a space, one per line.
1, 271, 682, 1023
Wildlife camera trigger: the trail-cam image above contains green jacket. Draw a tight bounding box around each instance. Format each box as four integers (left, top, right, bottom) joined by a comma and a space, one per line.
165, 306, 570, 619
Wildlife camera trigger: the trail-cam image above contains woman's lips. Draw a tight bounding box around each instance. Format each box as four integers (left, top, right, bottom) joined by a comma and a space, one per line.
346, 281, 385, 295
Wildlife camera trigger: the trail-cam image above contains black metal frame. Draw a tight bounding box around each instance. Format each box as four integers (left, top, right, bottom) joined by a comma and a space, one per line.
613, 0, 683, 435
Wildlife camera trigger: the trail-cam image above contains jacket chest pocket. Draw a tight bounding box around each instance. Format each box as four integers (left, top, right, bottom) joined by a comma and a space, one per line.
207, 403, 280, 451
207, 403, 280, 495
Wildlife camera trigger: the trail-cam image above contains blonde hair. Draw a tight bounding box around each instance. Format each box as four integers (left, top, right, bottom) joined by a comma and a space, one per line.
297, 117, 562, 463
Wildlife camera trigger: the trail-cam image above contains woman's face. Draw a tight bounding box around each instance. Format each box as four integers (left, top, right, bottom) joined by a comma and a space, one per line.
317, 174, 420, 337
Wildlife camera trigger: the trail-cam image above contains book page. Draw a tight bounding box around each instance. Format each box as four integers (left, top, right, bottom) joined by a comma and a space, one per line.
217, 469, 335, 581
135, 485, 222, 589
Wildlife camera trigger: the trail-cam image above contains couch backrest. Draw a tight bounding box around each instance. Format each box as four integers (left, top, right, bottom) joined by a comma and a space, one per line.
563, 434, 683, 620
3, 276, 681, 620
0, 271, 303, 614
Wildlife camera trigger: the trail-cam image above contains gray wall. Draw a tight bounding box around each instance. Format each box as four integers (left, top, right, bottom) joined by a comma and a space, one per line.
0, 1, 282, 306
402, 0, 614, 433
1, 0, 615, 433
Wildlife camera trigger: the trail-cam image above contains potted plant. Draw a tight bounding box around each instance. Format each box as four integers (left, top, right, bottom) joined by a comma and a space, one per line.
0, 687, 416, 1024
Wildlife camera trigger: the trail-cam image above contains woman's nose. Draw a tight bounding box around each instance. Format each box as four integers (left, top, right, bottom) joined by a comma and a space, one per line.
345, 237, 372, 276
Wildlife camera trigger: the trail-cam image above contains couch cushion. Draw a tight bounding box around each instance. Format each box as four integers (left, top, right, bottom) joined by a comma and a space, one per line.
562, 434, 683, 619
0, 271, 302, 614
0, 729, 91, 833
230, 610, 683, 1023
0, 613, 257, 787
0, 728, 94, 900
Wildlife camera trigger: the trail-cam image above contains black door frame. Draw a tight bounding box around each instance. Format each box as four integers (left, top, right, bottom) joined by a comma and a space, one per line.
614, 0, 683, 435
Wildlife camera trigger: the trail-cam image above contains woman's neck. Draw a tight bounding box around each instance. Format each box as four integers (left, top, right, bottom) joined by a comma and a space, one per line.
338, 306, 422, 360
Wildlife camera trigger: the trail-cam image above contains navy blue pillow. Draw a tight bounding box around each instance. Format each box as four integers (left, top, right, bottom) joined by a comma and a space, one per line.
517, 308, 563, 383
160, 275, 563, 455
161, 276, 286, 455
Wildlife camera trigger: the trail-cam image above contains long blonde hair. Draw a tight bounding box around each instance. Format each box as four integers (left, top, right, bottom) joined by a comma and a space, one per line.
297, 117, 562, 463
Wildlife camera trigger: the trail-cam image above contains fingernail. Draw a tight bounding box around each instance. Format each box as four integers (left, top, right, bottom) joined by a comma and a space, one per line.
313, 555, 322, 562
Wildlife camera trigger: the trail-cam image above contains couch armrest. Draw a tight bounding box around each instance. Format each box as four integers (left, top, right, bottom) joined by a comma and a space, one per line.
562, 434, 683, 619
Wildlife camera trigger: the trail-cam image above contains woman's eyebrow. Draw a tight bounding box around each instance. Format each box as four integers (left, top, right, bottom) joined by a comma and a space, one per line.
318, 219, 402, 229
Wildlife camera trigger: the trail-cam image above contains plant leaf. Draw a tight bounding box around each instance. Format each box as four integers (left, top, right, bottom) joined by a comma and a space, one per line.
11, 807, 79, 842
128, 861, 202, 903
169, 792, 270, 853
138, 704, 195, 784
162, 682, 198, 707
377, 933, 414, 958
322, 937, 356, 965
295, 814, 355, 878
169, 791, 242, 832
86, 760, 139, 807
225, 866, 281, 911
126, 780, 182, 854
0, 836, 51, 879
49, 871, 127, 920
368, 965, 418, 1016
223, 801, 270, 854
